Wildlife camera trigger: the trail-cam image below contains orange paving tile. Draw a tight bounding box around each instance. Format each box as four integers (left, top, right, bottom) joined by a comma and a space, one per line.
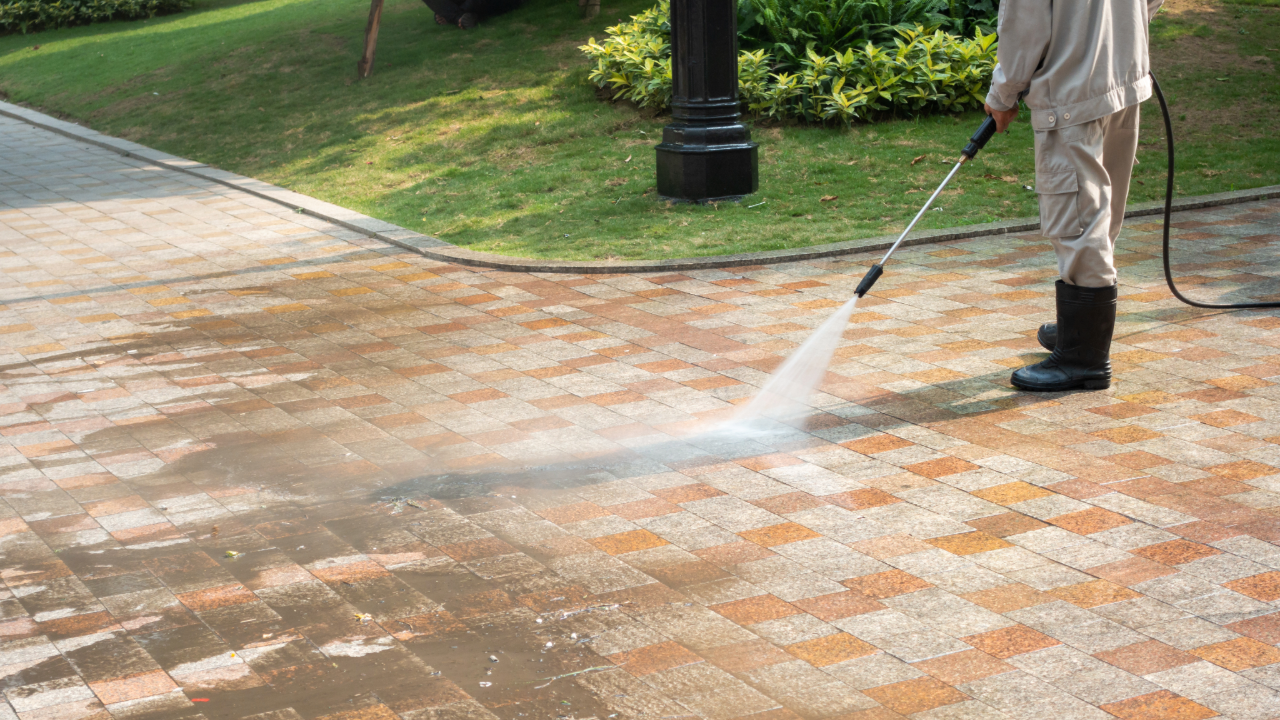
863, 677, 969, 716
964, 625, 1061, 659
711, 594, 802, 625
1130, 539, 1221, 566
738, 522, 822, 547
589, 529, 669, 555
1224, 570, 1280, 601
609, 641, 704, 676
1095, 640, 1200, 676
1189, 637, 1280, 671
1047, 507, 1133, 534
843, 570, 932, 599
1098, 690, 1217, 720
784, 633, 877, 667
926, 531, 1012, 556
1048, 579, 1142, 608
971, 482, 1054, 506
913, 649, 1013, 685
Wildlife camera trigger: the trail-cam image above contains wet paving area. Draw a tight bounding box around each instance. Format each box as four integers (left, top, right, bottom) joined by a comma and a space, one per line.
4, 115, 1280, 720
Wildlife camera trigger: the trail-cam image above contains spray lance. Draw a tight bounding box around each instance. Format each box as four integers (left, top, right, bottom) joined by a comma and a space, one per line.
854, 114, 1001, 298
855, 73, 1273, 310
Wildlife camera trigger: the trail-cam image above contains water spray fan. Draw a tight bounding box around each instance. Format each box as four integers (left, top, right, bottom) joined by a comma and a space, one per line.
854, 115, 1000, 298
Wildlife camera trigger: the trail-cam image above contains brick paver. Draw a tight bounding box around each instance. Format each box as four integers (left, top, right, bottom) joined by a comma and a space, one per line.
3, 115, 1280, 720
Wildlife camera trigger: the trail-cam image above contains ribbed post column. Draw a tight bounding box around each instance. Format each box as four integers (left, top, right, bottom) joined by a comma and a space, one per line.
654, 0, 758, 202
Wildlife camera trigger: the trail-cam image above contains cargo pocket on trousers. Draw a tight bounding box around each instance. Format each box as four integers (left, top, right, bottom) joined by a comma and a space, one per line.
1035, 169, 1082, 239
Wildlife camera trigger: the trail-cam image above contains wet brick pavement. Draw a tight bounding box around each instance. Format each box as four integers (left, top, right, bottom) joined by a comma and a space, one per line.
3, 114, 1280, 720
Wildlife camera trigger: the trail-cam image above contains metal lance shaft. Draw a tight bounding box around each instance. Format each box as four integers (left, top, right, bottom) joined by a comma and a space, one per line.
854, 114, 1001, 298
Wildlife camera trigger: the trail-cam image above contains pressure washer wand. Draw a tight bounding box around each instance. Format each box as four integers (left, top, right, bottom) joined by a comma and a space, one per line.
854, 115, 1001, 298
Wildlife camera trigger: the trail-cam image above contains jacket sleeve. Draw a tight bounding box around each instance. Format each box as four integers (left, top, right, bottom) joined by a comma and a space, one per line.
1147, 0, 1164, 22
984, 0, 1053, 111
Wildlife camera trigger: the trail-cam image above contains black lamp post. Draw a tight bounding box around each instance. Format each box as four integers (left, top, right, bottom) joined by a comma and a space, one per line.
654, 0, 758, 203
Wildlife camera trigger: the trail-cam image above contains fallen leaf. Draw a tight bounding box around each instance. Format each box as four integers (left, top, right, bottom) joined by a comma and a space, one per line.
820, 195, 838, 202
911, 154, 926, 165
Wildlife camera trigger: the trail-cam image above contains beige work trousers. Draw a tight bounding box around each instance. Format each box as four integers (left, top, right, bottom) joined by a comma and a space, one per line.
1034, 104, 1140, 287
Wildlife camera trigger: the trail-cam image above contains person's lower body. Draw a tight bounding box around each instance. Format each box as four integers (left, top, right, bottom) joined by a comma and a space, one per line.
1013, 104, 1139, 392
421, 0, 520, 27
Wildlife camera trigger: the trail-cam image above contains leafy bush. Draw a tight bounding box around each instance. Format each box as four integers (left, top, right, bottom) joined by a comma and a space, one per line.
748, 28, 996, 124
738, 0, 948, 64
737, 0, 998, 66
580, 1, 998, 125
0, 0, 191, 34
943, 0, 998, 35
580, 2, 672, 109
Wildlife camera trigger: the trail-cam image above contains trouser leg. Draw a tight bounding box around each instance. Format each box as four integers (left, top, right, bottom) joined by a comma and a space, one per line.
1102, 104, 1140, 244
1034, 104, 1139, 287
422, 0, 462, 22
459, 0, 520, 16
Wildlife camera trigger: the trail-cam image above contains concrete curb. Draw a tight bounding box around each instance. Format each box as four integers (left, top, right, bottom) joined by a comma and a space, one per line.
6, 100, 1278, 274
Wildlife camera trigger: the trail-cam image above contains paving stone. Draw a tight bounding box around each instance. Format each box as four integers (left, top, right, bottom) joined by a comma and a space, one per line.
5, 115, 1280, 720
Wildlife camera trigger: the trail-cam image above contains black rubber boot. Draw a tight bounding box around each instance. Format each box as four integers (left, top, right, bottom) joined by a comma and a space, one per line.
1012, 281, 1116, 392
1037, 322, 1056, 351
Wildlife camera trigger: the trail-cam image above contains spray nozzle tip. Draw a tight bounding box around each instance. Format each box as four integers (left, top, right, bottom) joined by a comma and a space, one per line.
854, 264, 885, 299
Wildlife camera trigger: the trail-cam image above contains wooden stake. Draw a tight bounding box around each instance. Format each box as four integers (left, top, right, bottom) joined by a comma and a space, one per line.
357, 0, 385, 79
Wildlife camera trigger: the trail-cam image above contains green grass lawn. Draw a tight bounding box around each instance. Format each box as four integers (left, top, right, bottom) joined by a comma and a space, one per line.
0, 0, 1276, 260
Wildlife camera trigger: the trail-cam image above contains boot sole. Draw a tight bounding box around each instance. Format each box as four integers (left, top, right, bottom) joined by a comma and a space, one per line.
1012, 377, 1111, 392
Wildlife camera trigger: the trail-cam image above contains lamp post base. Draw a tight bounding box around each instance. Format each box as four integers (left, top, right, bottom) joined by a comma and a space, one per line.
655, 122, 758, 203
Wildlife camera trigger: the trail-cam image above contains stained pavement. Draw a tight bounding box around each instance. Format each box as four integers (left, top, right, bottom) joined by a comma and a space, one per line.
3, 114, 1280, 720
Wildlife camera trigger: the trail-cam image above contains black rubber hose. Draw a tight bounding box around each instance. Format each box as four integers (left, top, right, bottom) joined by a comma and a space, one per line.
1152, 72, 1280, 309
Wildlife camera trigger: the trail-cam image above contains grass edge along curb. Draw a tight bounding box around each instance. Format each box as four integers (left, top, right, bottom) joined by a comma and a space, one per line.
5, 100, 1277, 274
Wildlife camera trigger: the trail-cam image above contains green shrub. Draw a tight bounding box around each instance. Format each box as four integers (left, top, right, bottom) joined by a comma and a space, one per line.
580, 1, 997, 125
0, 0, 192, 34
736, 0, 998, 66
940, 0, 998, 36
738, 0, 947, 65
580, 2, 672, 109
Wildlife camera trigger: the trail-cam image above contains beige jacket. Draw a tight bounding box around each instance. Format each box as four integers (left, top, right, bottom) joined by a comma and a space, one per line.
985, 0, 1165, 131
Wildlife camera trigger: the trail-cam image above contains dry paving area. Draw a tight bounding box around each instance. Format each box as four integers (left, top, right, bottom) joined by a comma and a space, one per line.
3, 114, 1280, 720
